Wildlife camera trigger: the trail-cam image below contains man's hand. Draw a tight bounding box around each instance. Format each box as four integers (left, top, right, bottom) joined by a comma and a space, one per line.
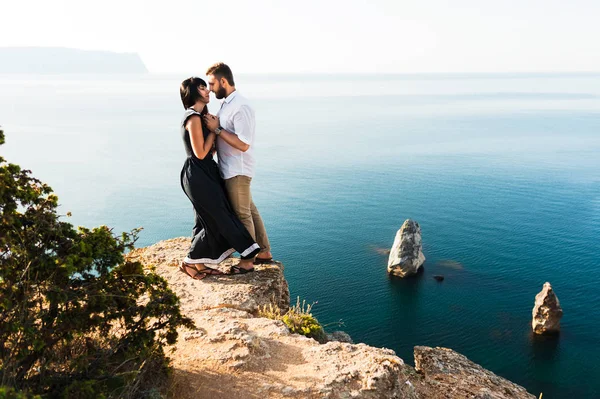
203, 114, 220, 132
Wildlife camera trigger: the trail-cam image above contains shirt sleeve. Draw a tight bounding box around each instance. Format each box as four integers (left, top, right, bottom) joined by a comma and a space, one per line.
232, 105, 255, 145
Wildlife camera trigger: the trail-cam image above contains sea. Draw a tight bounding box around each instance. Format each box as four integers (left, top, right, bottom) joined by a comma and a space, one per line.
1, 73, 599, 397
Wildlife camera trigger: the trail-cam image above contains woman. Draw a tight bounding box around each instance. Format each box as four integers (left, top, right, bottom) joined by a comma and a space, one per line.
179, 77, 260, 279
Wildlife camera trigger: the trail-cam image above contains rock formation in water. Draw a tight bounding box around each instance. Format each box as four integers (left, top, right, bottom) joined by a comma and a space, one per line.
532, 282, 563, 335
387, 219, 426, 277
128, 237, 535, 398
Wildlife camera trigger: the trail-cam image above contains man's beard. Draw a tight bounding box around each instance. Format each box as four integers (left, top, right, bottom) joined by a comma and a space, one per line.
215, 86, 227, 99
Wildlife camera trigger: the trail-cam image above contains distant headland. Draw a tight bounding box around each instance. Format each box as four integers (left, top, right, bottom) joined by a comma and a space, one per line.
0, 47, 148, 74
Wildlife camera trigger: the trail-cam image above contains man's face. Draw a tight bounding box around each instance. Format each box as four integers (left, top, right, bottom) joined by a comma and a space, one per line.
207, 74, 227, 99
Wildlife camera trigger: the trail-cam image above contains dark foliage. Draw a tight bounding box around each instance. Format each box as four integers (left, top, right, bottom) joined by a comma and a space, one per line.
0, 129, 194, 398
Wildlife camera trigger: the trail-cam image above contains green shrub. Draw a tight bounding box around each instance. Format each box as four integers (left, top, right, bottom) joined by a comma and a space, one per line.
0, 129, 194, 398
0, 386, 41, 399
259, 297, 327, 343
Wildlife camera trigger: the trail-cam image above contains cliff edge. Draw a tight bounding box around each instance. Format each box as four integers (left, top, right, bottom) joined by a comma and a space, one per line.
128, 238, 535, 399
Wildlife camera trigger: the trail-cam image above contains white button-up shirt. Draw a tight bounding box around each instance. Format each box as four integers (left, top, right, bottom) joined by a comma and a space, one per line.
216, 91, 256, 179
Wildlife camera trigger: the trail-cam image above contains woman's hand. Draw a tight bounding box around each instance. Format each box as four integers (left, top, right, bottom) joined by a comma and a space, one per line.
203, 114, 220, 132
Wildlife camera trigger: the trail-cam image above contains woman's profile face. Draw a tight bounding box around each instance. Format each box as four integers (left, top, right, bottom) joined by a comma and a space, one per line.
198, 85, 210, 104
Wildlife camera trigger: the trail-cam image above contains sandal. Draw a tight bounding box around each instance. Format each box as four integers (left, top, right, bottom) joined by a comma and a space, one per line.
229, 265, 255, 275
179, 262, 224, 280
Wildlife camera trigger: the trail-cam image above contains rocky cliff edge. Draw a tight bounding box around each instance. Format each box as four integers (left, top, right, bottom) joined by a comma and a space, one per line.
127, 238, 535, 399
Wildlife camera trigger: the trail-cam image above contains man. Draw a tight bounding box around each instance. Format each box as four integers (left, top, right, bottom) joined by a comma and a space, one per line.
203, 62, 273, 268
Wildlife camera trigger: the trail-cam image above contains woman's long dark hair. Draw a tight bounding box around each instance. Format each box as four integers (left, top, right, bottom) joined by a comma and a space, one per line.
180, 77, 208, 114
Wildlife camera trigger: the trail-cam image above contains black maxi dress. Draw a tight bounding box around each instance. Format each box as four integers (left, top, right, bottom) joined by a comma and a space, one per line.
180, 108, 260, 264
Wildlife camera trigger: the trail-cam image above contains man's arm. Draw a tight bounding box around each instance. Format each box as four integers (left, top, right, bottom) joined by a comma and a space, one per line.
203, 107, 254, 152
217, 128, 250, 152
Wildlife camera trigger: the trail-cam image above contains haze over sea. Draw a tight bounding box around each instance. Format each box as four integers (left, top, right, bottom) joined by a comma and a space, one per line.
2, 73, 599, 397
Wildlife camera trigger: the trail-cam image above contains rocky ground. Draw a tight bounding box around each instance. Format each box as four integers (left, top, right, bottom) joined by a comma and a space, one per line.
128, 238, 536, 399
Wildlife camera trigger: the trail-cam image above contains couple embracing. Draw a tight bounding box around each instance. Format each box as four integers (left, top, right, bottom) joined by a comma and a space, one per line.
179, 63, 272, 280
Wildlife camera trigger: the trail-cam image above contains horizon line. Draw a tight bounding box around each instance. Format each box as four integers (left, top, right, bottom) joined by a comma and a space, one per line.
153, 71, 600, 76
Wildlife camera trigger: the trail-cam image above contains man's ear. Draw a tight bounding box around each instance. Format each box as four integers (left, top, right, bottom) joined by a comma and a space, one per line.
220, 77, 228, 87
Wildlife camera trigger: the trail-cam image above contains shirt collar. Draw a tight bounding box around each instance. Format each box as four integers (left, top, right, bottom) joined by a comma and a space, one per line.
223, 90, 238, 104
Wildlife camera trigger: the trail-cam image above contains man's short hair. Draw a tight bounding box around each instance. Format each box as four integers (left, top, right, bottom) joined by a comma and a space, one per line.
206, 62, 235, 86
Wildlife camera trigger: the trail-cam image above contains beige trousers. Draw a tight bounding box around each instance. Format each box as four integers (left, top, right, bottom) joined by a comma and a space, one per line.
224, 175, 271, 254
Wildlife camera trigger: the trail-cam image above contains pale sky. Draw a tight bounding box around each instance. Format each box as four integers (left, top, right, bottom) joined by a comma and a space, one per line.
1, 0, 599, 74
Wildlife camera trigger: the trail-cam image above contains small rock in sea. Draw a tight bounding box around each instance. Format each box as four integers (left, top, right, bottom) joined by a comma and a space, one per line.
532, 282, 563, 335
433, 275, 444, 282
387, 219, 426, 278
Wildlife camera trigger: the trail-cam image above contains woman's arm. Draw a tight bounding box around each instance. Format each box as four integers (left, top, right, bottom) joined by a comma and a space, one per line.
186, 116, 216, 159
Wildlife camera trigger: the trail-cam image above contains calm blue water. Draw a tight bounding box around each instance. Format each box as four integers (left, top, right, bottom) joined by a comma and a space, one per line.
2, 73, 599, 397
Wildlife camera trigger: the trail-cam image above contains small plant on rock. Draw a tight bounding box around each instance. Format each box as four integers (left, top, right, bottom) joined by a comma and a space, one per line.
259, 297, 327, 343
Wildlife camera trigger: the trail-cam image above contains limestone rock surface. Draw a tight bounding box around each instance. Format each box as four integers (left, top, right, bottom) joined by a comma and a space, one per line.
387, 219, 426, 277
532, 282, 563, 335
326, 331, 354, 343
129, 238, 414, 398
128, 237, 290, 314
414, 346, 536, 399
130, 238, 536, 399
